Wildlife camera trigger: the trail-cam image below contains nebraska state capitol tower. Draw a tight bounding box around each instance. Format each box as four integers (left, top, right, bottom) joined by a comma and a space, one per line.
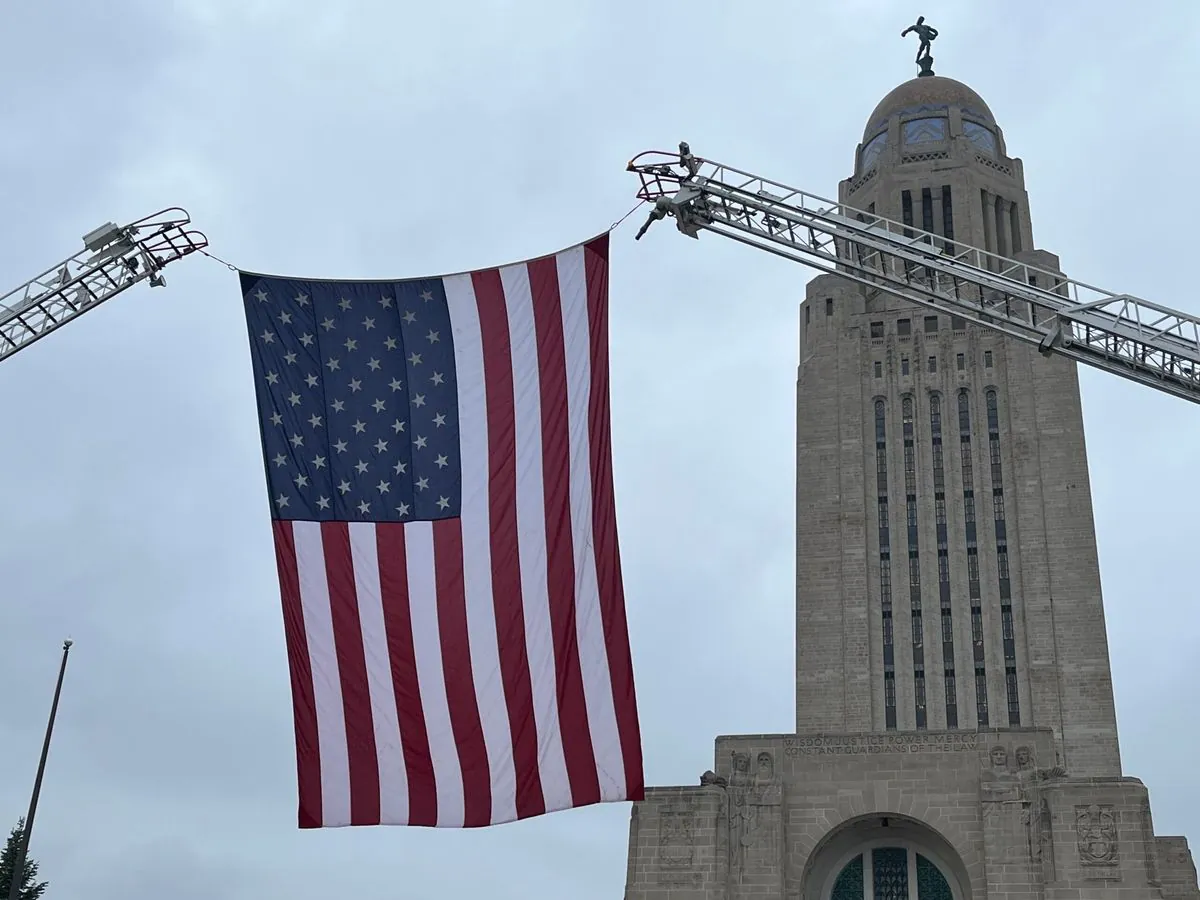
621, 70, 1200, 900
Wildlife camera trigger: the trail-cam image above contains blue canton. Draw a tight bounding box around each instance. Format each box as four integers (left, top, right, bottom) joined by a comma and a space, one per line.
241, 273, 462, 523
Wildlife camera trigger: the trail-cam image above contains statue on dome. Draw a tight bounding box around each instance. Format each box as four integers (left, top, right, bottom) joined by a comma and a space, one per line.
901, 16, 938, 77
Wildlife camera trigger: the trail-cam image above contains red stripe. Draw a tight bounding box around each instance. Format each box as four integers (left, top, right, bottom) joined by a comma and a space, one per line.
272, 522, 324, 828
432, 519, 492, 826
472, 267, 546, 820
528, 255, 601, 807
320, 522, 382, 825
582, 235, 644, 800
375, 523, 437, 826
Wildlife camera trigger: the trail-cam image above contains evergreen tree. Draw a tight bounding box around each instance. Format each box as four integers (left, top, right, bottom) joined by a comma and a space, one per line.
0, 820, 48, 900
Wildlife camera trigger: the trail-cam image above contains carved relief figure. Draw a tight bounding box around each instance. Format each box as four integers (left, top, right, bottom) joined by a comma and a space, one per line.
981, 744, 1021, 801
723, 750, 781, 881
1038, 796, 1056, 883
658, 809, 696, 870
1076, 804, 1119, 867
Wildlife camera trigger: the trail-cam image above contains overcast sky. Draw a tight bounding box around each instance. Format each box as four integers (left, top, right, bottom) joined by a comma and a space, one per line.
1, 1, 1197, 897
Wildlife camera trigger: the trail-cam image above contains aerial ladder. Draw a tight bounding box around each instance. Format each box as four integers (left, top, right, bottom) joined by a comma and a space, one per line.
628, 143, 1200, 406
0, 208, 207, 366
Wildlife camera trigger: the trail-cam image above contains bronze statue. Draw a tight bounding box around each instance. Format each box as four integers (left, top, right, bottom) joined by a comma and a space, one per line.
901, 16, 939, 76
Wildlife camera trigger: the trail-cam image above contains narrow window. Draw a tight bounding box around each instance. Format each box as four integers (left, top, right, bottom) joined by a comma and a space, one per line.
825, 298, 834, 316
924, 315, 938, 333
874, 361, 883, 378
956, 353, 965, 371
805, 305, 811, 325
902, 190, 914, 229
987, 388, 1020, 725
870, 321, 884, 338
930, 392, 955, 726
876, 399, 896, 730
901, 358, 910, 376
898, 318, 912, 336
984, 350, 994, 368
921, 187, 934, 239
927, 356, 937, 373
941, 185, 955, 247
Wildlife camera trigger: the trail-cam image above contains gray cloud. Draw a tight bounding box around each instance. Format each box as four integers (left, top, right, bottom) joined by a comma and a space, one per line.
1, 0, 1196, 897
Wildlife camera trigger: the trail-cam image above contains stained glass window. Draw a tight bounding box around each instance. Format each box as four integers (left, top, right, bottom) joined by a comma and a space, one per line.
826, 847, 956, 899
873, 848, 909, 899
917, 853, 953, 900
831, 854, 864, 900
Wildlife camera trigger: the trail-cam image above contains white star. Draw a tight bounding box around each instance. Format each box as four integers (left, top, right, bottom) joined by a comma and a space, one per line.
374, 438, 388, 453
339, 297, 353, 311
355, 460, 369, 474
294, 473, 309, 488
320, 318, 336, 331
376, 480, 390, 494
391, 419, 406, 433
255, 289, 269, 303
435, 454, 449, 468
266, 371, 279, 385
433, 413, 446, 427
436, 496, 450, 510
305, 373, 319, 388
332, 399, 346, 413
372, 398, 386, 413
416, 477, 429, 491
367, 357, 381, 371
389, 378, 403, 392
276, 493, 289, 507
357, 500, 371, 514
379, 296, 393, 308
273, 453, 288, 467
415, 435, 428, 449
395, 502, 410, 516
348, 378, 362, 393
337, 480, 352, 494
334, 439, 348, 453
426, 329, 439, 343
312, 455, 327, 469
393, 460, 407, 475
300, 333, 314, 347
317, 496, 331, 510
278, 310, 293, 325
270, 412, 283, 427
284, 351, 298, 365
353, 420, 367, 434
308, 414, 323, 428
344, 337, 358, 352
408, 352, 422, 366
431, 372, 444, 385
287, 392, 302, 406
420, 289, 433, 301
326, 358, 341, 372
295, 292, 310, 306
261, 330, 275, 344
412, 393, 426, 407
402, 311, 417, 325
362, 317, 376, 330
290, 433, 304, 447
384, 336, 398, 350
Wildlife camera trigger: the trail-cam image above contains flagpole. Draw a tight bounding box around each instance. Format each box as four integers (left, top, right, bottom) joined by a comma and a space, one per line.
7, 640, 72, 900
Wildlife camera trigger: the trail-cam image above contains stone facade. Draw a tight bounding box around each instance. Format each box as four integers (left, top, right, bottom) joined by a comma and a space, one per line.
622, 74, 1198, 900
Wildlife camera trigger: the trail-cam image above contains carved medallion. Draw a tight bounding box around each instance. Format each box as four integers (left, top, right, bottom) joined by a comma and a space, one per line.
1076, 804, 1119, 868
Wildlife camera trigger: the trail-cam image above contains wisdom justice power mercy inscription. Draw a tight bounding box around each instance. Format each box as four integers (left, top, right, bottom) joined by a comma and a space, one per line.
784, 733, 979, 756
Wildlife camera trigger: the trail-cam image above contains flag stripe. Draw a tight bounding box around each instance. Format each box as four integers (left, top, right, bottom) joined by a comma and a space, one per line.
292, 521, 352, 825
528, 253, 602, 808
322, 522, 381, 825
348, 523, 409, 824
501, 261, 573, 814
445, 273, 517, 824
582, 235, 644, 801
556, 245, 626, 801
273, 521, 324, 827
470, 268, 546, 820
432, 518, 492, 826
375, 524, 437, 826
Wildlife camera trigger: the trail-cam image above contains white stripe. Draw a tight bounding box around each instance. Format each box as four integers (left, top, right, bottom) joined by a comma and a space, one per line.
500, 261, 572, 811
443, 272, 517, 824
556, 246, 626, 801
292, 520, 351, 826
404, 520, 464, 826
348, 522, 409, 824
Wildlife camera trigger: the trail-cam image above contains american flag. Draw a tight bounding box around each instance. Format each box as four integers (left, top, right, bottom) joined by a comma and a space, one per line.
239, 234, 643, 828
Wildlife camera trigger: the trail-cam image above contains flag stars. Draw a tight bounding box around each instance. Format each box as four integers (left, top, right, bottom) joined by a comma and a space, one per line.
437, 496, 450, 510
317, 496, 331, 510
384, 337, 398, 351
403, 311, 417, 325
344, 337, 358, 352
294, 473, 309, 488
308, 414, 323, 429
395, 502, 410, 516
393, 460, 407, 474
270, 412, 283, 427
290, 434, 304, 448
255, 289, 269, 303
372, 398, 386, 413
415, 435, 428, 449
294, 292, 310, 306
426, 330, 440, 343
312, 455, 327, 469
433, 412, 446, 427
320, 318, 336, 331
332, 399, 346, 413
348, 378, 363, 393
287, 392, 302, 406
362, 317, 376, 330
420, 289, 433, 301
379, 296, 393, 308
305, 373, 319, 388
412, 393, 426, 407
334, 439, 348, 454
266, 371, 280, 386
435, 454, 449, 469
275, 493, 289, 508
431, 372, 444, 386
367, 358, 381, 372
338, 297, 353, 311
338, 480, 352, 495
261, 330, 275, 344
278, 310, 293, 325
376, 480, 390, 494
391, 419, 406, 434
273, 453, 288, 467
373, 439, 388, 453
355, 460, 369, 474
284, 351, 297, 365
300, 333, 314, 347
416, 477, 429, 491
389, 378, 403, 392
353, 420, 367, 434
357, 501, 371, 514
326, 358, 341, 372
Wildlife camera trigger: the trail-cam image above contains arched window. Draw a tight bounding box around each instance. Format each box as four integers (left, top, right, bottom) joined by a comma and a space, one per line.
829, 844, 956, 900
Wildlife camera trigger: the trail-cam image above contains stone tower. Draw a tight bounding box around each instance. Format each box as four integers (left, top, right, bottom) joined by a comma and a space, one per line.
622, 74, 1200, 900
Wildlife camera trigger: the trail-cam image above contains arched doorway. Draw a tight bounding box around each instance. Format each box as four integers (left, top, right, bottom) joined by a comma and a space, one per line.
827, 841, 956, 900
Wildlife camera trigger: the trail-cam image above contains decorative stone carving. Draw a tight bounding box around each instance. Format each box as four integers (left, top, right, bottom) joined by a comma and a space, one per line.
1076, 804, 1119, 868
657, 804, 701, 886
1141, 798, 1160, 886
701, 770, 727, 787
981, 744, 1022, 802
722, 750, 781, 881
